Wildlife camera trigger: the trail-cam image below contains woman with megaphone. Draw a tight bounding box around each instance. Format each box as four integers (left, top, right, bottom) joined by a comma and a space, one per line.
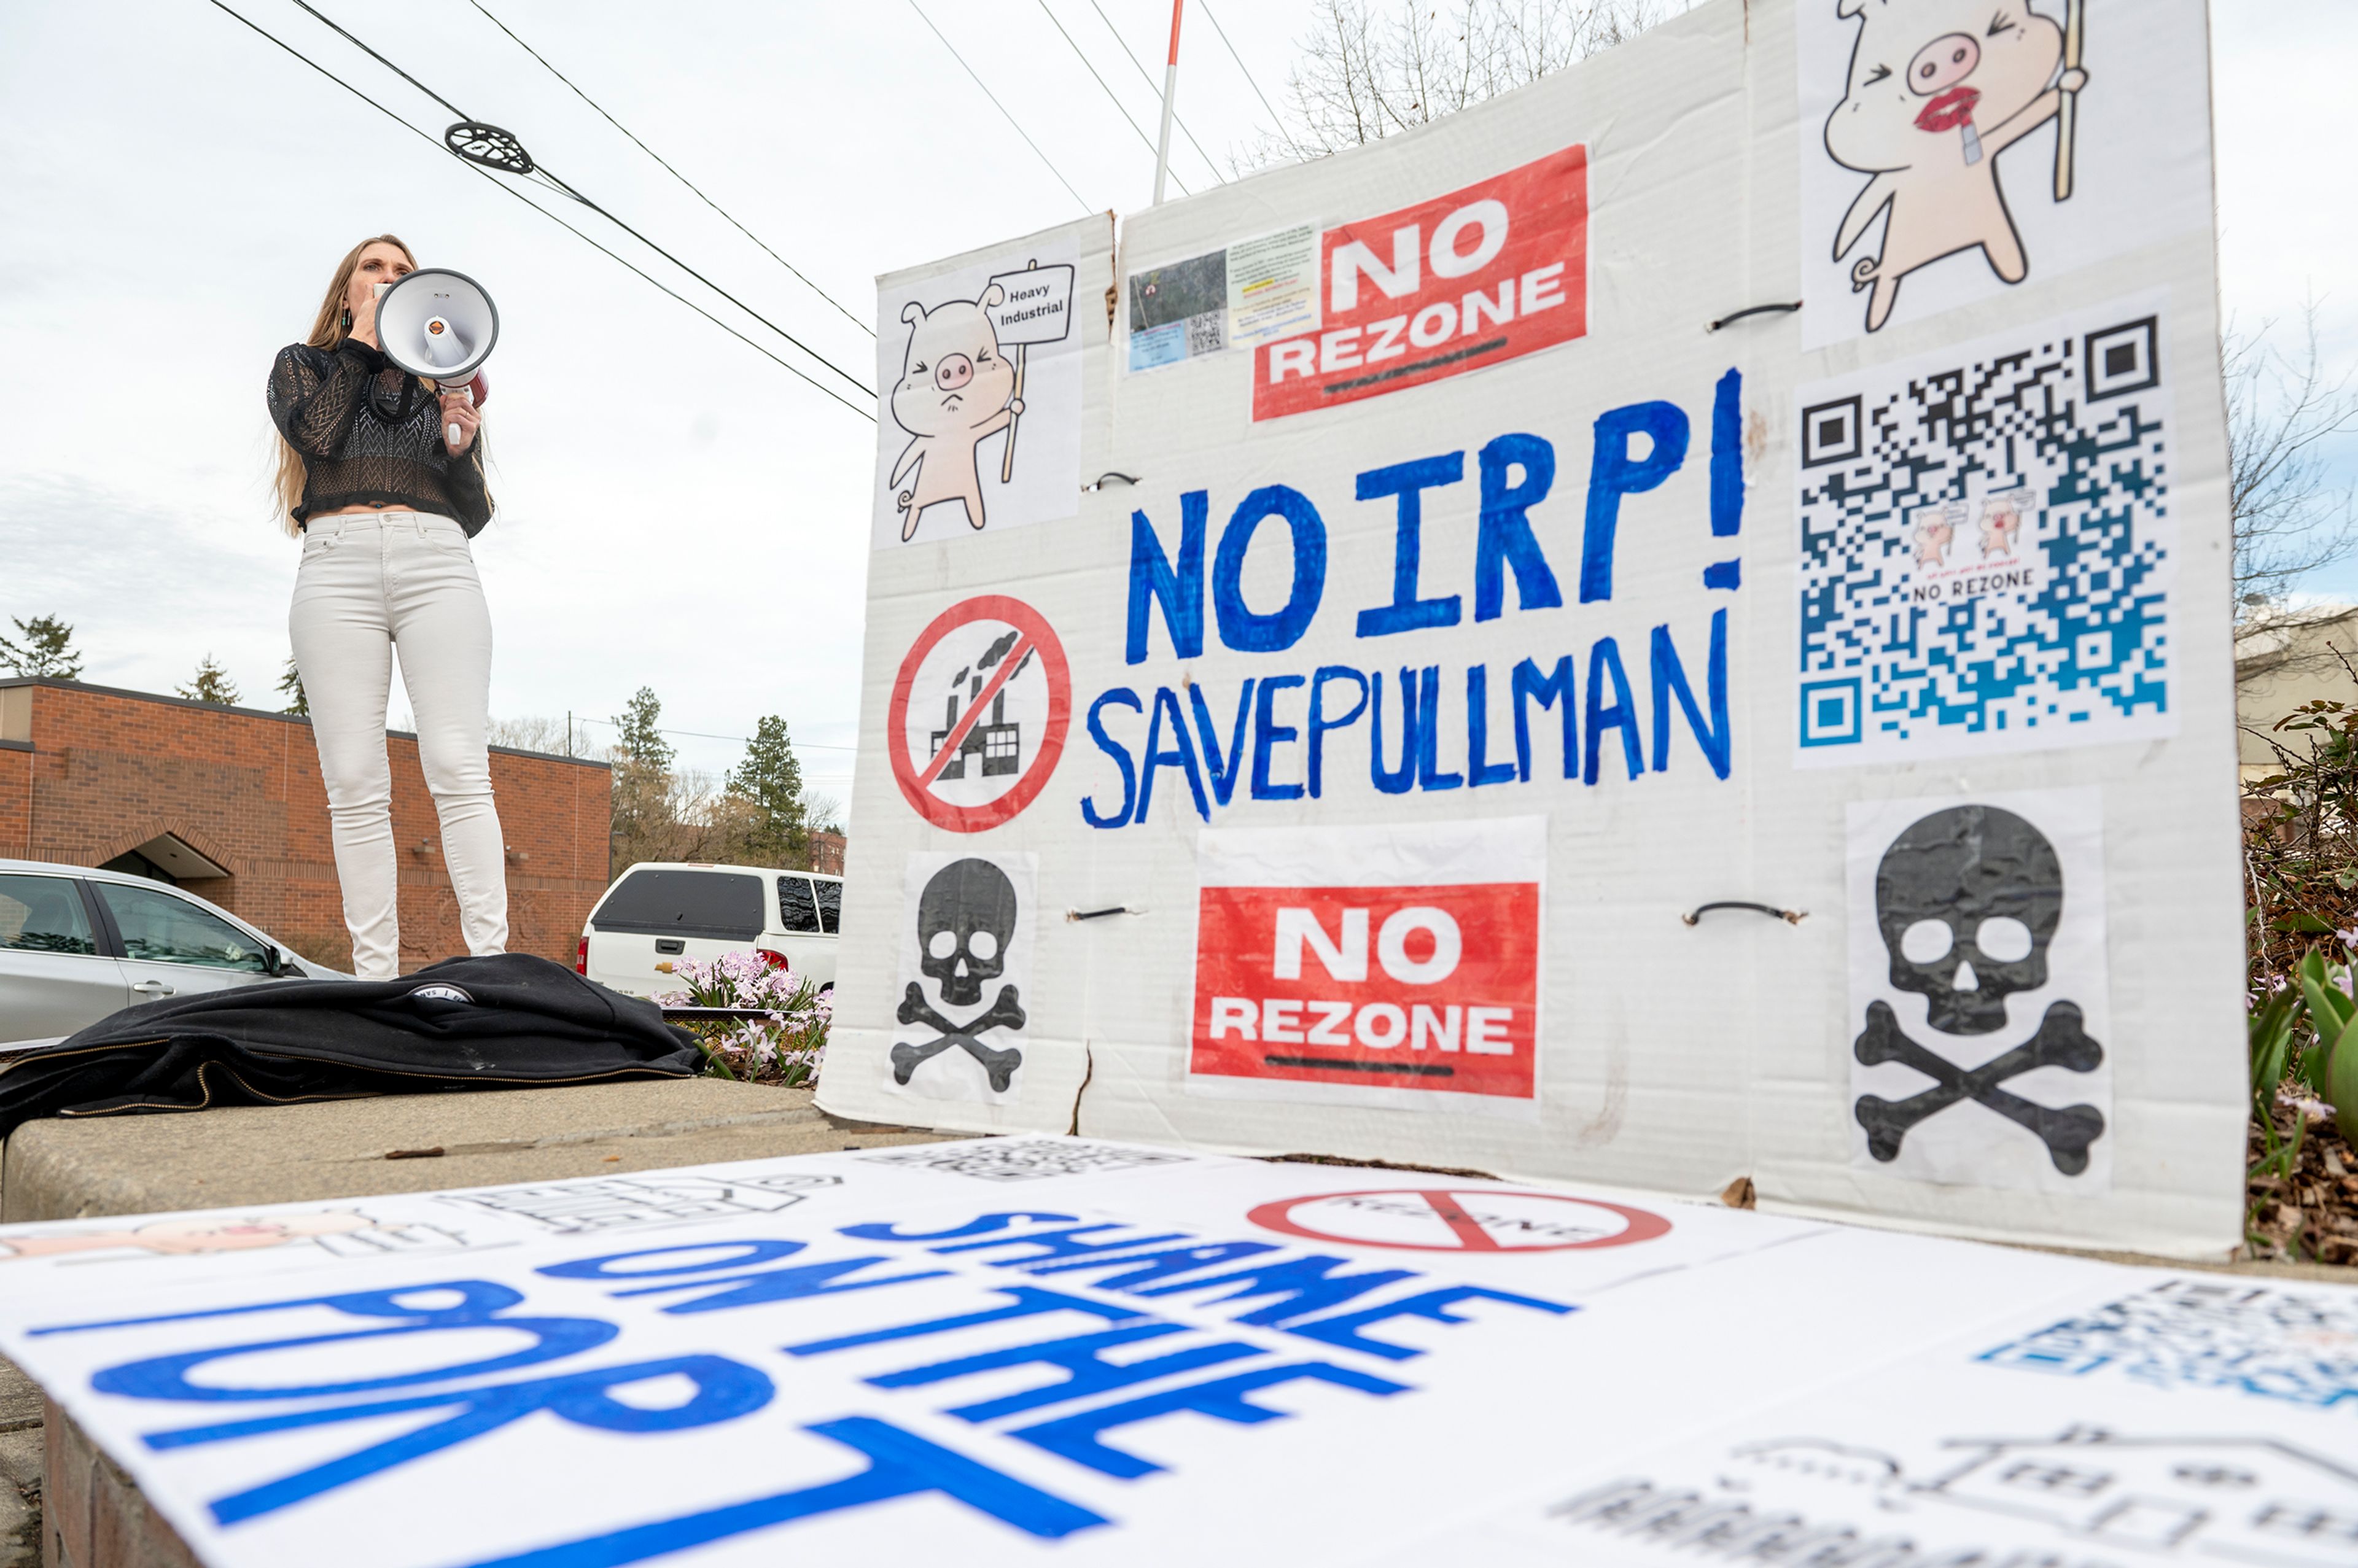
267, 234, 504, 979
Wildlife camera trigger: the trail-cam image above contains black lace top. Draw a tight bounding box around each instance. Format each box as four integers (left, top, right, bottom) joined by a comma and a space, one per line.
267, 340, 491, 534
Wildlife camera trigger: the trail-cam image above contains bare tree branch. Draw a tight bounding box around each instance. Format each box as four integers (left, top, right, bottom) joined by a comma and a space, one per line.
1230, 0, 1693, 171
2232, 297, 2358, 616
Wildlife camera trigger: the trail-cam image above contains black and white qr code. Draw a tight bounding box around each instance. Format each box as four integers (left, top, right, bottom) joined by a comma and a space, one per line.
862, 1139, 1193, 1182
1183, 309, 1227, 357
436, 1174, 841, 1233
1979, 1279, 2358, 1409
1795, 302, 2177, 766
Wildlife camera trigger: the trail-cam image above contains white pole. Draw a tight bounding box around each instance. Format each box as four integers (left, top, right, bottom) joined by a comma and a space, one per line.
1152, 0, 1184, 204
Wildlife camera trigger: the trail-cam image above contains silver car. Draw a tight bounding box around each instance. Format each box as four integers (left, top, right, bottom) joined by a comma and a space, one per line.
0, 858, 349, 1046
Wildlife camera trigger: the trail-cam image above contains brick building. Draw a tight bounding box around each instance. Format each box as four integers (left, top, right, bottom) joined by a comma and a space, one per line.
0, 677, 610, 971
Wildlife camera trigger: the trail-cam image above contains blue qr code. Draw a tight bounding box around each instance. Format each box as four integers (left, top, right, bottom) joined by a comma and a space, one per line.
1797, 314, 2173, 756
1980, 1279, 2358, 1410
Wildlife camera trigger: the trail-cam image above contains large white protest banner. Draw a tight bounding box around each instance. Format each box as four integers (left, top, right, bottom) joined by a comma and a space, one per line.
3, 1144, 2346, 1566
828, 0, 2243, 1259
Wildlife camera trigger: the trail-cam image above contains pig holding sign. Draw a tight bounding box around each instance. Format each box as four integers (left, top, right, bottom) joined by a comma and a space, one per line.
1825, 0, 2088, 334
888, 284, 1024, 538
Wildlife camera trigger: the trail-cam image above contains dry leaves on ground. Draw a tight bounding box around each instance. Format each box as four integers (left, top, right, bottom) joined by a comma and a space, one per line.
2246, 1089, 2358, 1265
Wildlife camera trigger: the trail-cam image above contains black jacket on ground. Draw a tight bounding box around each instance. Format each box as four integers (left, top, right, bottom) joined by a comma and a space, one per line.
0, 954, 701, 1141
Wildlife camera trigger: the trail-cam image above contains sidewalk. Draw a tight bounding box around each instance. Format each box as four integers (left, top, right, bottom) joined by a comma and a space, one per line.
0, 1078, 954, 1221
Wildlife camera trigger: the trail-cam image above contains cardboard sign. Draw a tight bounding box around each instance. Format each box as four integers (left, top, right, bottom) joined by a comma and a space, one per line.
4, 1145, 2351, 1567
1251, 143, 1589, 421
832, 0, 2245, 1260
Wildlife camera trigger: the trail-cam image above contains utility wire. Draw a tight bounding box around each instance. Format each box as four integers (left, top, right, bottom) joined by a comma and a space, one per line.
286, 0, 873, 400
462, 0, 873, 338
1086, 0, 1225, 184
1033, 0, 1188, 196
284, 0, 468, 117
203, 0, 873, 420
574, 714, 857, 751
906, 0, 1094, 215
1196, 0, 1306, 163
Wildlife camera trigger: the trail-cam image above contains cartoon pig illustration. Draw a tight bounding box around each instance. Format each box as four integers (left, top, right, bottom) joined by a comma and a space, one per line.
888, 284, 1023, 539
1826, 0, 2089, 333
1979, 489, 2028, 556
1912, 503, 1961, 569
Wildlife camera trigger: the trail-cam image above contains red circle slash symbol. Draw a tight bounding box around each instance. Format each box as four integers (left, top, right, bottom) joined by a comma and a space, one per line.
888, 594, 1072, 834
1247, 1188, 1671, 1252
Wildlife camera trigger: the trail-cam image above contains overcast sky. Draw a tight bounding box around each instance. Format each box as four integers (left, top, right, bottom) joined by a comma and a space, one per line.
1, 0, 2349, 825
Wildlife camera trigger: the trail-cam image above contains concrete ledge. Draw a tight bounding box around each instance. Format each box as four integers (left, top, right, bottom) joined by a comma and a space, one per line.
0, 1359, 34, 1568
42, 1400, 198, 1568
0, 1078, 961, 1222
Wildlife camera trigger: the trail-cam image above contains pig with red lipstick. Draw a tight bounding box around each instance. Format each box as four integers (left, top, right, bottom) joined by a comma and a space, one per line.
1826, 0, 2088, 333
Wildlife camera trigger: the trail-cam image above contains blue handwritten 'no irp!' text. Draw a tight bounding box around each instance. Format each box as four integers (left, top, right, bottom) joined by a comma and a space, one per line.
1084, 371, 1745, 827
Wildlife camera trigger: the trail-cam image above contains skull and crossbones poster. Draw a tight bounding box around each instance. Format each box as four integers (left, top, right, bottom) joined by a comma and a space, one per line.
888, 850, 1037, 1104
1846, 789, 2110, 1193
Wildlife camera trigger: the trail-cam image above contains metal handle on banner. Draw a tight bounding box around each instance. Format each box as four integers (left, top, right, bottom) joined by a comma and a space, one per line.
1682, 901, 1808, 927
1708, 302, 1802, 333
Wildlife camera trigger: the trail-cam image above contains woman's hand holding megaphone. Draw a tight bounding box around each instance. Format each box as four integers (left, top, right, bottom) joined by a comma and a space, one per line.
438, 386, 479, 454
349, 281, 385, 349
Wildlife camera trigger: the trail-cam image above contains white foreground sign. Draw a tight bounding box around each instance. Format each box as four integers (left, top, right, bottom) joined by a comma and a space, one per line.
1, 1147, 2349, 1567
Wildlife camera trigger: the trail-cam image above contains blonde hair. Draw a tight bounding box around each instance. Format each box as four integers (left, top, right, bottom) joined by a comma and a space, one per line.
273, 234, 415, 535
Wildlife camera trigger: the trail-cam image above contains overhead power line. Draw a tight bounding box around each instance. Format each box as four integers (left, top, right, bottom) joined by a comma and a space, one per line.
462, 0, 873, 339
1033, 0, 1188, 197
906, 0, 1094, 215
1087, 0, 1225, 184
1196, 0, 1305, 163
285, 0, 873, 402
201, 0, 873, 420
574, 714, 857, 751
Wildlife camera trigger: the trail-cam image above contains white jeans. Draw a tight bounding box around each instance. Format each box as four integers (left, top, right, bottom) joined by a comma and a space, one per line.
289, 511, 507, 979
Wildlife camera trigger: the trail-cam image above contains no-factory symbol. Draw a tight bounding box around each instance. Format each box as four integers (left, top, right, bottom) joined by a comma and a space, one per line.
889, 595, 1072, 833
1247, 1188, 1672, 1252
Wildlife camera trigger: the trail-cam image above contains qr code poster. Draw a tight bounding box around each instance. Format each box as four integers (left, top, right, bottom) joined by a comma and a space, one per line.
1847, 788, 2111, 1195
1980, 1278, 2358, 1410
886, 850, 1038, 1106
1475, 1271, 2358, 1568
1796, 0, 2214, 349
1796, 299, 2176, 767
871, 217, 1099, 549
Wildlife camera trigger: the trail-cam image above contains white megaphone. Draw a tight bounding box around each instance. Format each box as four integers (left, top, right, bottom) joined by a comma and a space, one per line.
376, 268, 499, 451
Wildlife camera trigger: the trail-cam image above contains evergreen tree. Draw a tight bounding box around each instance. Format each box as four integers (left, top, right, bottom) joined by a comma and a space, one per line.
615, 687, 674, 769
179, 654, 240, 707
727, 715, 808, 866
609, 687, 672, 877
277, 656, 309, 717
0, 615, 84, 679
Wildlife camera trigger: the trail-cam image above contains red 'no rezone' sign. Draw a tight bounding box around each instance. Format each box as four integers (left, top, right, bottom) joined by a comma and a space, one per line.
1248, 1188, 1670, 1252
888, 595, 1072, 833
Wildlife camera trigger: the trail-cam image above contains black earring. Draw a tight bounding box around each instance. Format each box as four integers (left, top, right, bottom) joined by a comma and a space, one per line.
340, 308, 351, 328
